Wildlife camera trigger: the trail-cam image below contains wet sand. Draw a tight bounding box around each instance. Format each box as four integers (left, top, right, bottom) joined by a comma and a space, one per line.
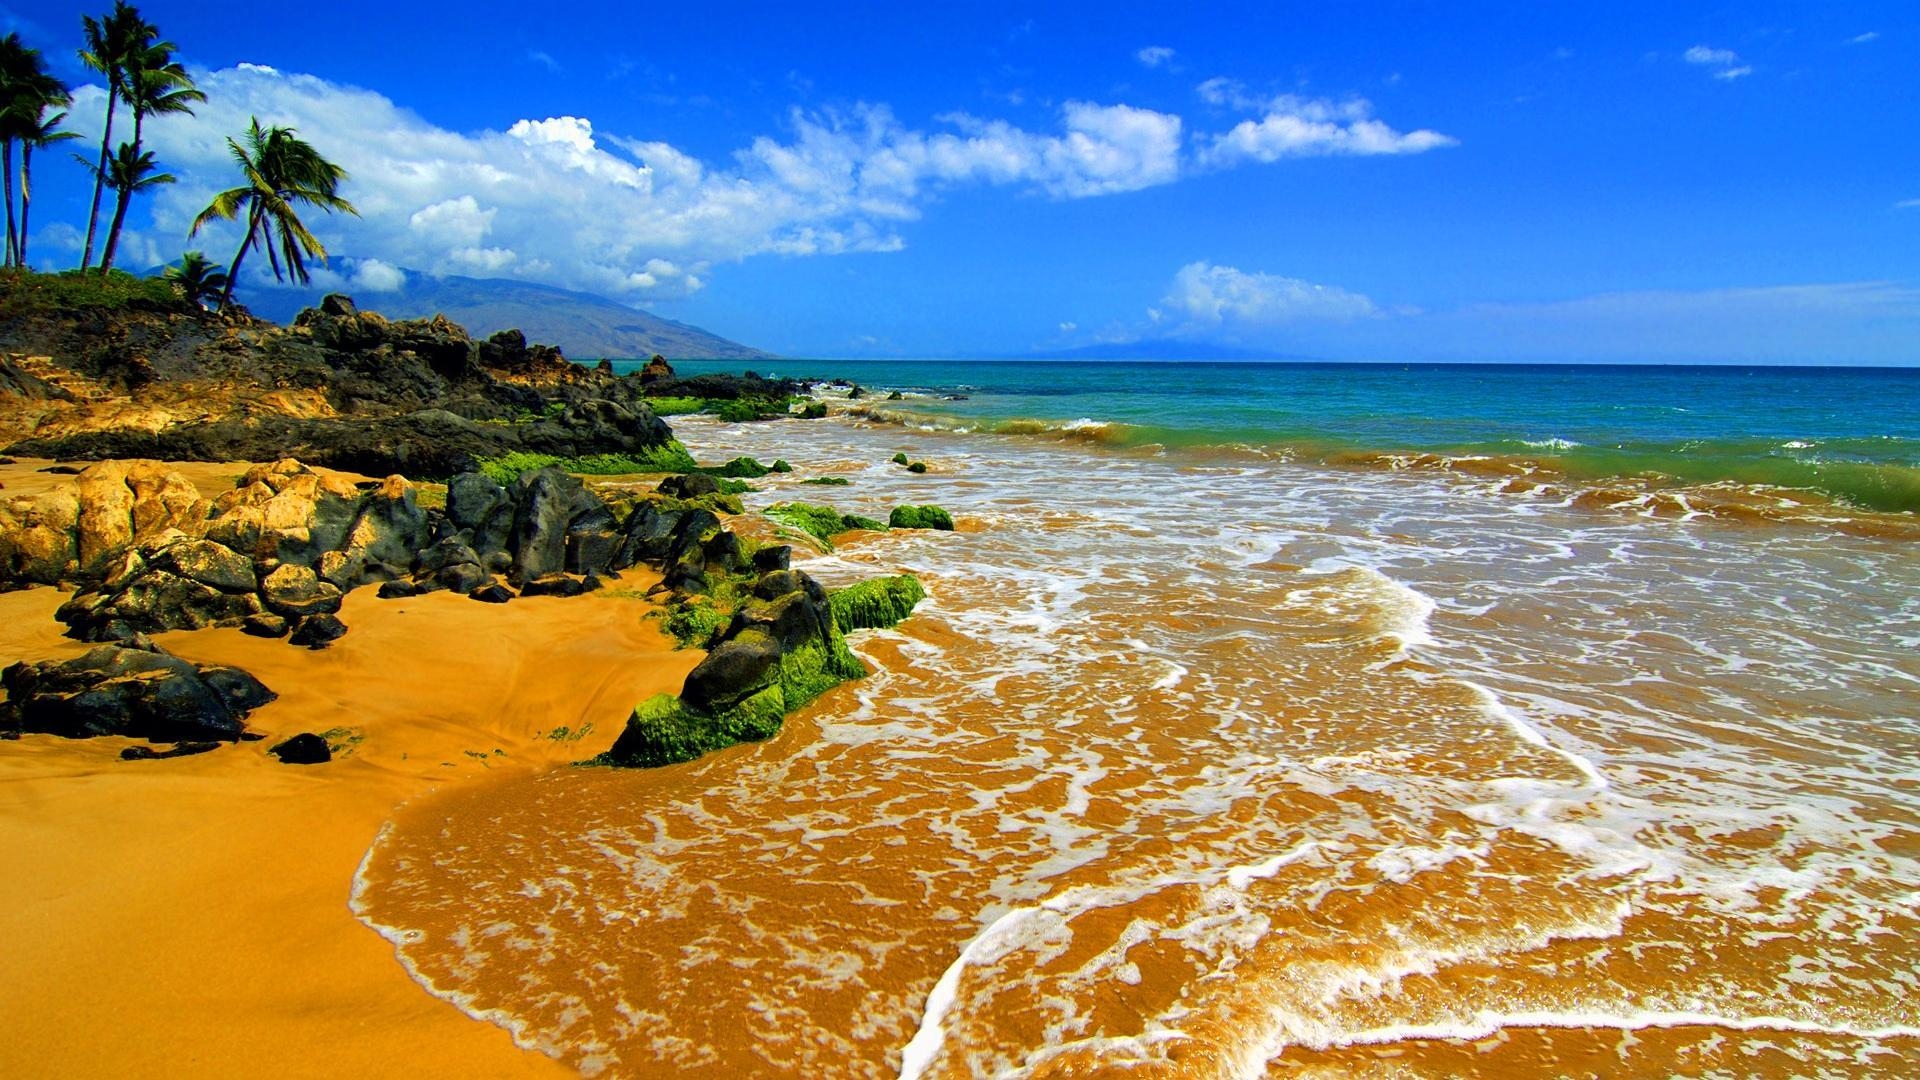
0, 576, 701, 1079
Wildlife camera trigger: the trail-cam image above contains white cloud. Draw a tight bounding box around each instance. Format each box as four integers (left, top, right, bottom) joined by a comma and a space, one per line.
1199, 94, 1456, 166
1683, 45, 1752, 80
351, 258, 406, 292
1058, 321, 1077, 333
1849, 31, 1880, 44
70, 63, 1444, 302
1684, 45, 1740, 65
1896, 198, 1920, 209
1158, 262, 1380, 328
527, 50, 561, 73
1136, 46, 1176, 69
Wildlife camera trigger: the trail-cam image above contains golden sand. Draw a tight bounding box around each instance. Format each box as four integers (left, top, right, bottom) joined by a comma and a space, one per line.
0, 572, 701, 1078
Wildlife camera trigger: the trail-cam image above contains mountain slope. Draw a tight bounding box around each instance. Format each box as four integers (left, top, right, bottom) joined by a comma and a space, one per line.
240, 268, 771, 360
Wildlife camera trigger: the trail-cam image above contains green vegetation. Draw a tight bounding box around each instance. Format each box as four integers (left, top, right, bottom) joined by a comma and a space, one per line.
597, 626, 866, 768
701, 455, 791, 478
661, 597, 731, 649
907, 461, 928, 474
892, 452, 910, 465
160, 250, 225, 309
830, 574, 926, 632
191, 116, 358, 309
889, 504, 955, 530
543, 722, 594, 743
0, 266, 183, 313
646, 396, 705, 416
712, 395, 797, 422
765, 501, 889, 548
317, 726, 364, 757
475, 442, 700, 484
797, 401, 828, 419
800, 476, 850, 486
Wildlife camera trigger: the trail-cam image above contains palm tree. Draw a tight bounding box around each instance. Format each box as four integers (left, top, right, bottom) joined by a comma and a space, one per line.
15, 108, 81, 267
162, 250, 227, 308
191, 118, 358, 310
98, 43, 201, 271
88, 142, 173, 272
0, 32, 70, 267
77, 2, 156, 271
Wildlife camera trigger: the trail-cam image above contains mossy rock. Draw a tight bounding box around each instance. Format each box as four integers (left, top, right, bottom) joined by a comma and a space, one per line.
797, 401, 828, 419
800, 476, 850, 486
906, 461, 928, 474
889, 504, 954, 531
600, 609, 866, 768
891, 452, 910, 466
765, 502, 890, 548
701, 456, 793, 479
830, 574, 926, 632
661, 598, 731, 649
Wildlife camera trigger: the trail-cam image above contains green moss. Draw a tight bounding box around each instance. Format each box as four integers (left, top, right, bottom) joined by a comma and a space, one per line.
765, 502, 890, 548
475, 442, 700, 484
907, 461, 928, 474
710, 396, 801, 422
701, 455, 780, 478
596, 627, 866, 767
889, 504, 955, 530
830, 574, 926, 632
892, 452, 910, 466
661, 598, 732, 649
645, 396, 705, 416
714, 477, 755, 495
771, 459, 793, 473
800, 476, 850, 486
798, 401, 828, 419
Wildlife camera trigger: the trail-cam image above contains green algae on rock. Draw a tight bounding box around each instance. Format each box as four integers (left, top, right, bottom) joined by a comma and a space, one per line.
764, 502, 888, 548
888, 504, 954, 531
599, 568, 867, 767
829, 574, 926, 632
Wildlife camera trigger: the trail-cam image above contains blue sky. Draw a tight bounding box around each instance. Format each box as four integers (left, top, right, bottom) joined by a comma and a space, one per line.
5, 1, 1917, 362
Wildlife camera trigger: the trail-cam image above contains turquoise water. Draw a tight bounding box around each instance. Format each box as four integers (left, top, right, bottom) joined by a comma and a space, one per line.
635, 360, 1920, 513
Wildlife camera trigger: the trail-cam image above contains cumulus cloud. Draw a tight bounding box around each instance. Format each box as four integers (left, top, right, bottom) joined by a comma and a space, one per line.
1196, 92, 1455, 166
1684, 44, 1753, 80
69, 63, 1446, 301
1136, 46, 1176, 69
1157, 262, 1380, 328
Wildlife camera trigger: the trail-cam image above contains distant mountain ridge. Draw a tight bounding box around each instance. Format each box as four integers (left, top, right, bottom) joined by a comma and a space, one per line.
239, 266, 771, 361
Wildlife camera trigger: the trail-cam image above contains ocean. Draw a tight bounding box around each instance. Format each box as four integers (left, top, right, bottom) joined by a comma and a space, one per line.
353, 361, 1920, 1077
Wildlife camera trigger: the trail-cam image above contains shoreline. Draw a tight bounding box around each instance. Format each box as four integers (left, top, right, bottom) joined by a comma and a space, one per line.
0, 575, 701, 1078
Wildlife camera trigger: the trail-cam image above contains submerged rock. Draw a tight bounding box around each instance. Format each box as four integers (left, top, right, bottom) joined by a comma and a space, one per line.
888, 504, 954, 531
828, 574, 927, 632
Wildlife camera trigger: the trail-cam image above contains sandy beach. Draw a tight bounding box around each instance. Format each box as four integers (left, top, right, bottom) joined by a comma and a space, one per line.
0, 538, 701, 1078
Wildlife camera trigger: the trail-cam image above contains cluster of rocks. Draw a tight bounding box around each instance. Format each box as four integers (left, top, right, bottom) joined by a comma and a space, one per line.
2, 293, 687, 479
0, 635, 274, 745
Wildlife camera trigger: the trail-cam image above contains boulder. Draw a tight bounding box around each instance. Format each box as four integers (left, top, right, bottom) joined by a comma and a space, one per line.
0, 638, 274, 743
656, 473, 720, 499
601, 568, 866, 768
445, 471, 514, 553
121, 741, 221, 761
155, 538, 256, 592
508, 467, 601, 581
289, 613, 347, 648
519, 574, 586, 598
260, 563, 343, 618
469, 583, 514, 604
268, 732, 332, 765
436, 562, 491, 594
241, 613, 290, 638
640, 355, 674, 383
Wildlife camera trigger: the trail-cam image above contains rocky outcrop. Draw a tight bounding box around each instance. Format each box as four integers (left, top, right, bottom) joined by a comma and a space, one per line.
828, 574, 927, 632
0, 459, 210, 588
1, 636, 274, 743
601, 566, 867, 768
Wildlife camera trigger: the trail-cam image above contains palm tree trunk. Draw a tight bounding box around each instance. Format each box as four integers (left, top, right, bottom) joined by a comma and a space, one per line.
101, 183, 133, 273
219, 205, 262, 310
19, 143, 35, 268
80, 90, 117, 271
3, 141, 16, 268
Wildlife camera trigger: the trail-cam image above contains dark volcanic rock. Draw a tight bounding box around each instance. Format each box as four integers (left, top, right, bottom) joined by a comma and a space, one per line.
0, 639, 274, 743
519, 573, 586, 598
289, 613, 348, 648
436, 561, 491, 594
268, 732, 332, 764
469, 583, 514, 603
121, 741, 221, 761
260, 563, 343, 618
508, 467, 602, 581
241, 613, 290, 638
656, 473, 720, 499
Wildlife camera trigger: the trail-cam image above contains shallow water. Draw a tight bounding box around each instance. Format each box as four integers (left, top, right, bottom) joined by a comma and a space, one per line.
354, 404, 1920, 1078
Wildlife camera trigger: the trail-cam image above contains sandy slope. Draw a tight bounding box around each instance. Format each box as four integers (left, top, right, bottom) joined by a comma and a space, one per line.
0, 578, 702, 1078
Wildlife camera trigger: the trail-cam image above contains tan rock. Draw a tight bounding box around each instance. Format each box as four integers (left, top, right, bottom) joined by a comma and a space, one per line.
73, 462, 136, 574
